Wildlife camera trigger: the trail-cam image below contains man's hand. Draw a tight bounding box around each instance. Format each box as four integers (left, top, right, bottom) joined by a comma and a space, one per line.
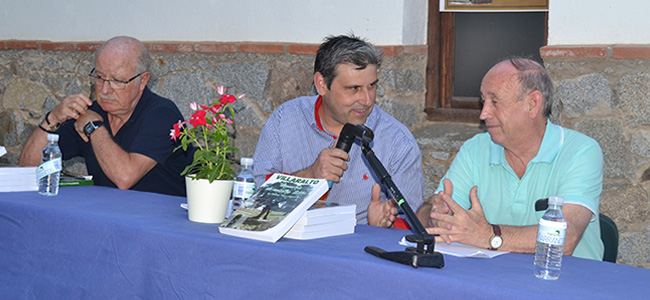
426, 185, 492, 248
49, 94, 93, 126
294, 147, 349, 182
367, 183, 398, 228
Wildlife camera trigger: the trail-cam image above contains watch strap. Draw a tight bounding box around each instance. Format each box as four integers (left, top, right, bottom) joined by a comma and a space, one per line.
488, 224, 502, 250
84, 121, 104, 138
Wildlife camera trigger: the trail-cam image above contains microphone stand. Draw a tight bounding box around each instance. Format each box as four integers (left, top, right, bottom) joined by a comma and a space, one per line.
361, 141, 444, 268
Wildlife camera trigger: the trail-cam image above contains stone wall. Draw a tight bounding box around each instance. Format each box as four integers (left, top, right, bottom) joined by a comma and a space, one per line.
541, 45, 650, 268
1, 41, 648, 268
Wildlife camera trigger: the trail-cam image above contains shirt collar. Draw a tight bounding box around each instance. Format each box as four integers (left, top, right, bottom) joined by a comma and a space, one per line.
490, 120, 563, 165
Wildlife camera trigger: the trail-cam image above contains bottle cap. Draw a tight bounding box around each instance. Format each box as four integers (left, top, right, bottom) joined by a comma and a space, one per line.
241, 157, 253, 166
47, 134, 59, 142
548, 196, 564, 206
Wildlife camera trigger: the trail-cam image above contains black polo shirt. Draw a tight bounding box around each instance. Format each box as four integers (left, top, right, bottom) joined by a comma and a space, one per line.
58, 87, 193, 196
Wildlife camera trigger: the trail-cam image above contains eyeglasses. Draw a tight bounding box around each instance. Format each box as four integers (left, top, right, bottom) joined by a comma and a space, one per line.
88, 68, 145, 90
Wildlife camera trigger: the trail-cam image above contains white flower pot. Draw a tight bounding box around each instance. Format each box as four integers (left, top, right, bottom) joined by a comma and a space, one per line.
185, 175, 234, 223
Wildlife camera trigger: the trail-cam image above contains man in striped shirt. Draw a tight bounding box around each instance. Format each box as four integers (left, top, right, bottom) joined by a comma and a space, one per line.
253, 34, 423, 228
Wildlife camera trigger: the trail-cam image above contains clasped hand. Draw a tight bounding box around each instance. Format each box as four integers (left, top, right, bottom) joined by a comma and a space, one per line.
424, 179, 493, 248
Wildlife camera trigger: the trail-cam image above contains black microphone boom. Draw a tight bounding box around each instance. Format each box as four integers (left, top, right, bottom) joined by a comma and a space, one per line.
339, 122, 444, 268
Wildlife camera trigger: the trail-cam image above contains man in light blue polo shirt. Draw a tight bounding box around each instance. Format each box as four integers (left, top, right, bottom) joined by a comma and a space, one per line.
253, 34, 423, 227
416, 57, 604, 260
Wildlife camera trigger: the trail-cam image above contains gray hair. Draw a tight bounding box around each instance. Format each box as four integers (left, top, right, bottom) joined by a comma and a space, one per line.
95, 36, 152, 75
314, 34, 383, 89
506, 57, 554, 118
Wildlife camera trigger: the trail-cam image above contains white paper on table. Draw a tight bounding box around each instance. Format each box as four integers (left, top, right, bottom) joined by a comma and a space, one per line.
0, 167, 38, 192
0, 146, 6, 157
399, 236, 508, 258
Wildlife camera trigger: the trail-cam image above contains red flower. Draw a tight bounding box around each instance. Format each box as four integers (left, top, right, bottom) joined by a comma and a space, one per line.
189, 110, 207, 128
219, 94, 236, 104
170, 120, 183, 141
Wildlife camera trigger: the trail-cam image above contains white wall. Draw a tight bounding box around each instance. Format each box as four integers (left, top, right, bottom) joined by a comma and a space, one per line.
0, 0, 427, 45
548, 0, 650, 45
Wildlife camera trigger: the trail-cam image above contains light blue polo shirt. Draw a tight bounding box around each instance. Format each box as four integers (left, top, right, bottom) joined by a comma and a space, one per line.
436, 121, 604, 260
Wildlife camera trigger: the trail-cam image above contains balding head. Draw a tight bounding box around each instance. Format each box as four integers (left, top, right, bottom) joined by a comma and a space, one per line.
95, 36, 151, 75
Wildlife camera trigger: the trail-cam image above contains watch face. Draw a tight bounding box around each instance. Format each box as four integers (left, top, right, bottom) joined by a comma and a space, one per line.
491, 236, 503, 249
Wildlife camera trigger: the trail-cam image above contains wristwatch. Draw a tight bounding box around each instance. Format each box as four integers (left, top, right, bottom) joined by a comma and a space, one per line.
83, 121, 104, 138
488, 224, 503, 250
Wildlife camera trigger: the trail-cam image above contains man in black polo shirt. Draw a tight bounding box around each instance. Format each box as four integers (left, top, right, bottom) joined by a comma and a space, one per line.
19, 36, 193, 196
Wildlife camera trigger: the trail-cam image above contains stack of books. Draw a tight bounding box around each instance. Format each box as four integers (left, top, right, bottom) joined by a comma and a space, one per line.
285, 201, 356, 240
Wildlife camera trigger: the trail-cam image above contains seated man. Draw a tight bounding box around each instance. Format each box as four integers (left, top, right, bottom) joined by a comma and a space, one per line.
253, 34, 423, 227
19, 36, 193, 197
417, 57, 604, 260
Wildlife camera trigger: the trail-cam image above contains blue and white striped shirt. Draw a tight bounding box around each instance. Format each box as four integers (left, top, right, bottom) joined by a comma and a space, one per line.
253, 95, 423, 224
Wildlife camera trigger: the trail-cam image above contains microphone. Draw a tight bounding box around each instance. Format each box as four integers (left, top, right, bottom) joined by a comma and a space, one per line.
328, 124, 357, 188
334, 123, 357, 153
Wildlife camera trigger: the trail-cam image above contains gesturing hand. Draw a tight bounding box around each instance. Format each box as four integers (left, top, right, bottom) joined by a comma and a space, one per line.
426, 185, 492, 248
368, 183, 398, 228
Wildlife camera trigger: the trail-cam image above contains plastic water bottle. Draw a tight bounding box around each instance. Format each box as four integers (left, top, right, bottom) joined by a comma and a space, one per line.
534, 196, 567, 280
37, 134, 63, 196
230, 157, 255, 213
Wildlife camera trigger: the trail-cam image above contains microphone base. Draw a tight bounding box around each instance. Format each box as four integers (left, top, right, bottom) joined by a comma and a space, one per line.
365, 234, 445, 268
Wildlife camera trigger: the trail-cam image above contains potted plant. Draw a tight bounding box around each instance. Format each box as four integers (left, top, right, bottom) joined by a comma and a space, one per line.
170, 86, 244, 223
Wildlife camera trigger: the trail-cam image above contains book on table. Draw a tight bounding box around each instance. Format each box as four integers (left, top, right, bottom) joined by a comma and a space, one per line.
60, 172, 94, 187
285, 201, 357, 240
218, 173, 328, 242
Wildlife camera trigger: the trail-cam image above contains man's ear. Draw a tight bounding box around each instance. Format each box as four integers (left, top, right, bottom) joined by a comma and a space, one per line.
313, 72, 327, 96
527, 90, 544, 118
139, 72, 151, 91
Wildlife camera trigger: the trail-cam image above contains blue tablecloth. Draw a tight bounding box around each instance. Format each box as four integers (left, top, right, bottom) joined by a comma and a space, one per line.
1, 186, 649, 299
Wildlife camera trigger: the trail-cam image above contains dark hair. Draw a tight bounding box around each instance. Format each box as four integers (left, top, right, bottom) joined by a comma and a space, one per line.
506, 57, 554, 118
314, 34, 383, 89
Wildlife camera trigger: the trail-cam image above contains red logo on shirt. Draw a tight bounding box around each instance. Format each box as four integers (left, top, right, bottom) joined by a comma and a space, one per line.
363, 173, 369, 180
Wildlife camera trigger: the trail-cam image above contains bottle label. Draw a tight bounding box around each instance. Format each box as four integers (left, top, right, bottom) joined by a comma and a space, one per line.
36, 157, 62, 180
233, 181, 255, 199
537, 218, 567, 246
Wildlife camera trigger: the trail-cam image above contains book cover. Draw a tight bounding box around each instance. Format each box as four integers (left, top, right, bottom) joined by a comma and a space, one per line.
218, 173, 328, 242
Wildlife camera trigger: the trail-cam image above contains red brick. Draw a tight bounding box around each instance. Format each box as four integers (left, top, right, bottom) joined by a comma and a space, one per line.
612, 45, 650, 59
194, 42, 237, 53
379, 46, 404, 56
403, 45, 428, 54
5, 40, 40, 50
76, 42, 102, 52
288, 44, 319, 55
540, 45, 608, 58
40, 42, 76, 51
145, 42, 194, 53
240, 43, 285, 54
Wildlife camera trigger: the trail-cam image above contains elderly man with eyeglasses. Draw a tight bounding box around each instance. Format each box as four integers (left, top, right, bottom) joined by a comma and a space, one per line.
19, 36, 193, 196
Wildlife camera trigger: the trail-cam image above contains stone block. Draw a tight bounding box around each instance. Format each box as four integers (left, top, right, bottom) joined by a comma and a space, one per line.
380, 68, 425, 93
233, 125, 261, 161
600, 182, 650, 231
152, 70, 216, 119
0, 110, 18, 146
555, 73, 614, 117
618, 73, 650, 128
3, 77, 49, 111
413, 123, 484, 152
428, 150, 451, 161
618, 232, 650, 266
215, 61, 269, 101
631, 129, 650, 158
576, 118, 635, 179
376, 98, 418, 128
424, 161, 448, 179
